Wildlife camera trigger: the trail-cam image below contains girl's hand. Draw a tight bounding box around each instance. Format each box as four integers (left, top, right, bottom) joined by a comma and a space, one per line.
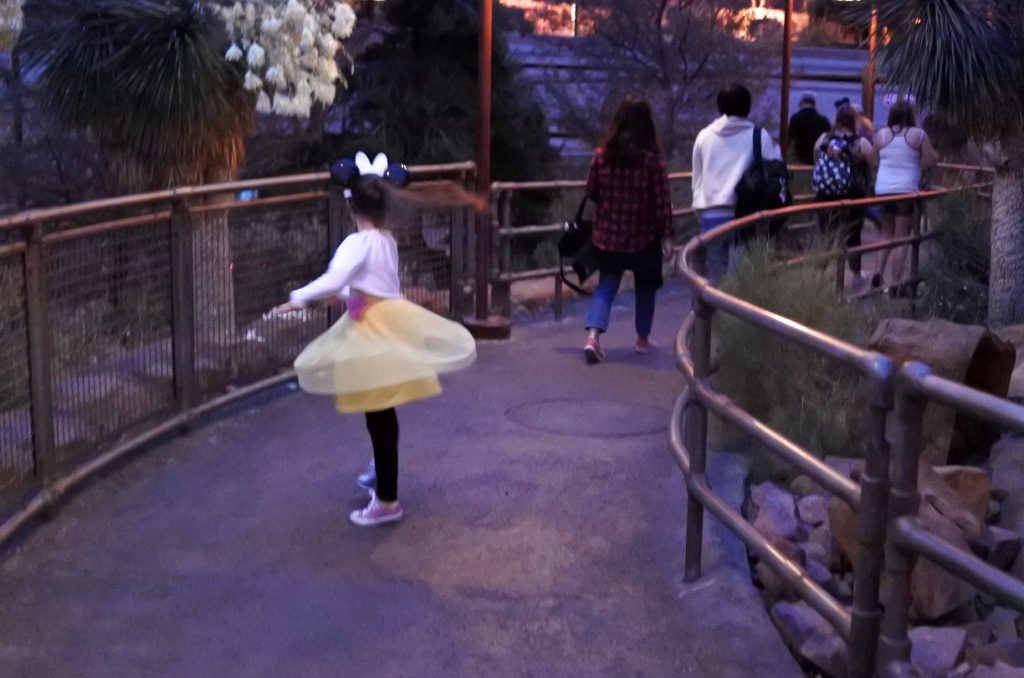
272, 302, 302, 315
662, 237, 676, 262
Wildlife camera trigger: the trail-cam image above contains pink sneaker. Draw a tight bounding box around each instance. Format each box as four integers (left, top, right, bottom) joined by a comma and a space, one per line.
584, 337, 605, 363
350, 491, 404, 527
634, 337, 659, 354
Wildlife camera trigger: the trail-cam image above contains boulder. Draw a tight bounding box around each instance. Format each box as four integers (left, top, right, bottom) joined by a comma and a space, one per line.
991, 436, 1024, 581
799, 540, 828, 565
828, 497, 860, 565
911, 503, 977, 622
966, 622, 998, 649
755, 561, 790, 600
969, 527, 1023, 571
991, 500, 1004, 524
966, 640, 1024, 668
933, 466, 994, 523
985, 607, 1022, 641
770, 601, 848, 677
805, 558, 833, 586
996, 325, 1024, 403
808, 522, 839, 570
751, 482, 803, 541
970, 662, 1024, 677
909, 626, 967, 678
870, 318, 1015, 465
920, 465, 985, 541
790, 474, 823, 497
798, 494, 830, 527
824, 456, 865, 483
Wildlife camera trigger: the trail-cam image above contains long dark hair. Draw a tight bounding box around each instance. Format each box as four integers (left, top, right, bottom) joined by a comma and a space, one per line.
348, 176, 479, 228
600, 96, 660, 166
887, 100, 917, 129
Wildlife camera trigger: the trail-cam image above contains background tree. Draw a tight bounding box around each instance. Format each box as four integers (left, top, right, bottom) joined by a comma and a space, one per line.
549, 0, 777, 166
853, 0, 1024, 326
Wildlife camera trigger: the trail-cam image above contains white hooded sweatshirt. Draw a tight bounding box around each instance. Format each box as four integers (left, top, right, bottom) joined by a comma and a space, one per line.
691, 115, 782, 213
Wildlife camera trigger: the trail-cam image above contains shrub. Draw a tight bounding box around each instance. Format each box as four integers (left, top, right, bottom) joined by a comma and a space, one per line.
712, 240, 879, 481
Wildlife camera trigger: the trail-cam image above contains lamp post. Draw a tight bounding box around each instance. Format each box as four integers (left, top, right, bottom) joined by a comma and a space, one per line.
465, 0, 511, 339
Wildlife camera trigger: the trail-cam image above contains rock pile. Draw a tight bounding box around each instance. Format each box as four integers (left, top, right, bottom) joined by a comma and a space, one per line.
749, 459, 1024, 677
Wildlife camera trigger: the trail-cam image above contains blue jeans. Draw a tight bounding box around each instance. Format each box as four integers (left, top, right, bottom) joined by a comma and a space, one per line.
584, 268, 657, 337
699, 213, 733, 285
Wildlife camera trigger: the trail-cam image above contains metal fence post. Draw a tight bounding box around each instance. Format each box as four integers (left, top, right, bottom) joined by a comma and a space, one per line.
170, 199, 196, 412
848, 355, 894, 678
22, 222, 56, 484
877, 363, 927, 674
684, 246, 713, 582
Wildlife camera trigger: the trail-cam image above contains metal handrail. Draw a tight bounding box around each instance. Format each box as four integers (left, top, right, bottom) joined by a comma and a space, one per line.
672, 164, 1005, 677
0, 161, 476, 549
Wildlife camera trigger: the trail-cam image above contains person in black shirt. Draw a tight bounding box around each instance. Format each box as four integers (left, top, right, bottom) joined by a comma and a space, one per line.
787, 92, 831, 165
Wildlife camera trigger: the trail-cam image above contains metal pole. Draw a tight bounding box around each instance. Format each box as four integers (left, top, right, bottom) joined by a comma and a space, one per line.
864, 6, 879, 123
474, 0, 493, 321
23, 223, 56, 484
848, 357, 894, 678
684, 248, 712, 582
779, 0, 795, 153
877, 364, 927, 674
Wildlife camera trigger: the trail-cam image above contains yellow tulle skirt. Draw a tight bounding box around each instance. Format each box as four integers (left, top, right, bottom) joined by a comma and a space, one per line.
294, 297, 477, 413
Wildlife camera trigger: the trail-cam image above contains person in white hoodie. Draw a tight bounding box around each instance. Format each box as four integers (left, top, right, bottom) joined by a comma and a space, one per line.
691, 83, 782, 283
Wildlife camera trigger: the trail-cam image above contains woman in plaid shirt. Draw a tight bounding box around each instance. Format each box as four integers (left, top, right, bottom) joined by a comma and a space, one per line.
583, 96, 674, 363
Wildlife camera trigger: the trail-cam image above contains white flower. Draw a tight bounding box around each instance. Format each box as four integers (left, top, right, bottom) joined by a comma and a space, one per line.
314, 82, 336, 106
245, 2, 257, 25
256, 91, 272, 113
299, 48, 319, 70
225, 43, 244, 61
332, 2, 356, 39
265, 65, 287, 88
243, 70, 263, 91
262, 16, 282, 35
317, 57, 339, 82
284, 0, 305, 25
300, 28, 315, 50
247, 43, 266, 68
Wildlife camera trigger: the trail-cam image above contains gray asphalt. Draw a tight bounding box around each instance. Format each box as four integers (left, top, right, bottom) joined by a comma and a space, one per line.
0, 280, 800, 678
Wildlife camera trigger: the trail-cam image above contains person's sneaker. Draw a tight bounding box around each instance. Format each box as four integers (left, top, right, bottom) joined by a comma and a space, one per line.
584, 338, 605, 363
350, 491, 404, 527
634, 337, 659, 354
356, 459, 376, 491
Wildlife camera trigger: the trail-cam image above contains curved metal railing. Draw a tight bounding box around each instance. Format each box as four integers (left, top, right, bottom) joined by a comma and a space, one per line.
670, 164, 1024, 677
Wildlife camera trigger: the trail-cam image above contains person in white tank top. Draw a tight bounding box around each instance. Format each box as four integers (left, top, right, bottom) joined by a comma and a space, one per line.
868, 101, 938, 291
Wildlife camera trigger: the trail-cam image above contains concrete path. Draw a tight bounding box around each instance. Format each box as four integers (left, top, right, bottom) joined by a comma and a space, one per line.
0, 280, 800, 678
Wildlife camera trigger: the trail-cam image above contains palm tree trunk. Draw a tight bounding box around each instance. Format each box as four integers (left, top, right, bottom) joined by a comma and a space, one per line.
989, 164, 1024, 326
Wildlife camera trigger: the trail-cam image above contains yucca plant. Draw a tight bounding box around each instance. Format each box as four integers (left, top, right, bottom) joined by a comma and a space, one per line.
19, 0, 256, 343
848, 0, 1024, 326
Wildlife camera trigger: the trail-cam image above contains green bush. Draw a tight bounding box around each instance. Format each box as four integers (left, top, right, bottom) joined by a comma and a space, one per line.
712, 240, 880, 481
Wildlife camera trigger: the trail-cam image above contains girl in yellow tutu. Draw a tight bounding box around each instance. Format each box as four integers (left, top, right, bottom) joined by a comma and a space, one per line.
273, 153, 477, 527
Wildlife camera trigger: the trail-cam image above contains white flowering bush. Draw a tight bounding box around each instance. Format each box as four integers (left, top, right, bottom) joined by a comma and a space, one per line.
0, 0, 23, 51
219, 0, 356, 118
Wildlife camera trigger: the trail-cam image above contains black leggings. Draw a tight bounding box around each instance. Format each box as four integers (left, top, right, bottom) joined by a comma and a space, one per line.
365, 408, 399, 502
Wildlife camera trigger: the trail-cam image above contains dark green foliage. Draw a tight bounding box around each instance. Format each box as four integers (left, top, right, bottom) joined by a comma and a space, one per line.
19, 0, 253, 189
341, 0, 554, 181
844, 0, 1024, 141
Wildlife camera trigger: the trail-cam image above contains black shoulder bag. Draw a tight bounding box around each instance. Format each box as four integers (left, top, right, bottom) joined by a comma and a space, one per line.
558, 193, 596, 296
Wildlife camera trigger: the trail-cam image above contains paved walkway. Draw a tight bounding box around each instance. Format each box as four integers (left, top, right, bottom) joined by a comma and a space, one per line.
0, 281, 800, 678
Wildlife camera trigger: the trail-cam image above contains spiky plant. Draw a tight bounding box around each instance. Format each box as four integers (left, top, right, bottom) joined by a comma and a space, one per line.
848, 0, 1024, 325
19, 0, 254, 191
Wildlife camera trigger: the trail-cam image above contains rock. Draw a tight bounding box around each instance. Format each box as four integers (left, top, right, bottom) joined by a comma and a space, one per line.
970, 526, 1023, 571
799, 541, 828, 565
755, 561, 790, 600
911, 503, 977, 621
934, 466, 994, 523
825, 576, 853, 603
986, 607, 1022, 641
991, 500, 1004, 524
970, 662, 1024, 677
991, 436, 1024, 582
808, 522, 839, 570
824, 456, 865, 483
829, 497, 860, 565
909, 626, 966, 678
800, 629, 848, 677
752, 482, 803, 541
870, 318, 1015, 465
798, 494, 830, 527
966, 640, 1024, 668
921, 465, 985, 541
967, 622, 998, 649
790, 474, 823, 497
805, 558, 832, 586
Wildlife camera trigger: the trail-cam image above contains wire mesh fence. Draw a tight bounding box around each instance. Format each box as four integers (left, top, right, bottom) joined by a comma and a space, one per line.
0, 165, 475, 525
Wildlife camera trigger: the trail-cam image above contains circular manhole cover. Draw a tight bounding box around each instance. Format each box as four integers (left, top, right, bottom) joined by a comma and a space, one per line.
506, 398, 668, 438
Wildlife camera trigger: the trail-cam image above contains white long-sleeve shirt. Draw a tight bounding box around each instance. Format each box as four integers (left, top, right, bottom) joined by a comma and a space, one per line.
691, 115, 782, 212
289, 228, 401, 306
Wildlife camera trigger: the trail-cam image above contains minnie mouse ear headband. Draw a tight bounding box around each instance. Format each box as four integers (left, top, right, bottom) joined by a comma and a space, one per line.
330, 152, 411, 193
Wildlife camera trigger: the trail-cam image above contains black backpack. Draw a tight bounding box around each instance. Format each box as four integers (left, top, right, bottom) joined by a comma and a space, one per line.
735, 127, 792, 236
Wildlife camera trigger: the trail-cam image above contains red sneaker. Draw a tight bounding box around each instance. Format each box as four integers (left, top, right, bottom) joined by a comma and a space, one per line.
634, 337, 659, 354
584, 338, 605, 363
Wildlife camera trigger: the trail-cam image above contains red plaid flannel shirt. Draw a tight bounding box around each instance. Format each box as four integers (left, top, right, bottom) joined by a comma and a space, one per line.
586, 149, 673, 253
